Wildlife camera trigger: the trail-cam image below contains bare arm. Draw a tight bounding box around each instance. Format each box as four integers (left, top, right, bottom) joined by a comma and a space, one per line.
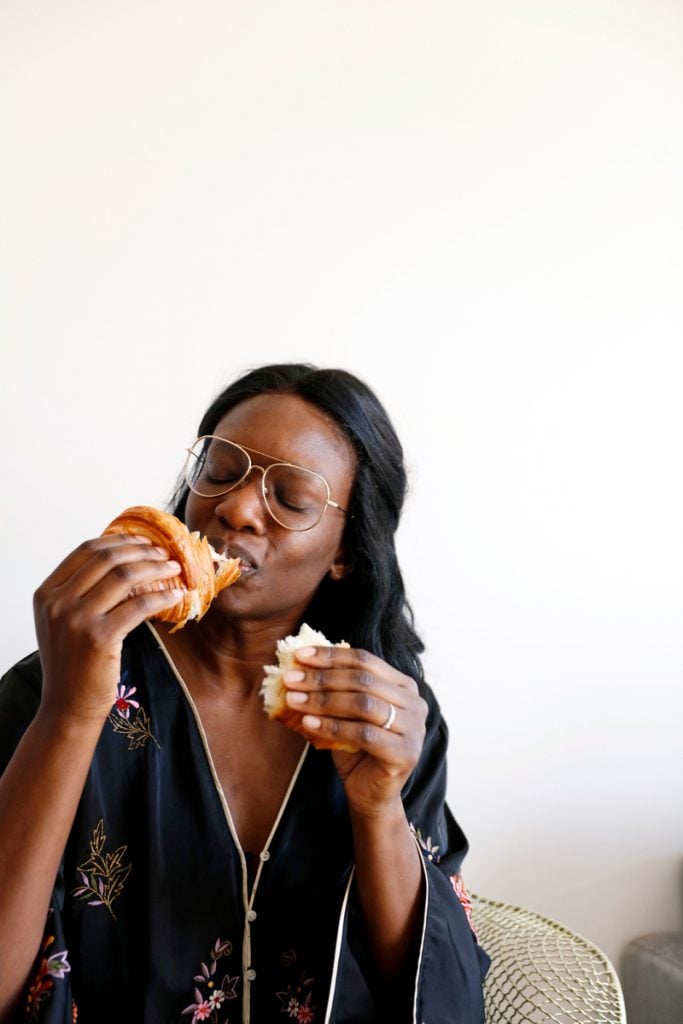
0, 535, 181, 1020
349, 800, 425, 995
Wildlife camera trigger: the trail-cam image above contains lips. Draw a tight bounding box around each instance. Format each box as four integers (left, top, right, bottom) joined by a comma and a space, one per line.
206, 537, 257, 573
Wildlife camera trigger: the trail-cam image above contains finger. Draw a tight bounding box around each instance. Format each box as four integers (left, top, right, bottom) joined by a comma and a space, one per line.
292, 645, 418, 693
298, 712, 408, 762
94, 586, 186, 641
74, 556, 184, 615
41, 534, 156, 590
281, 666, 410, 720
282, 665, 389, 697
285, 688, 405, 735
50, 540, 174, 601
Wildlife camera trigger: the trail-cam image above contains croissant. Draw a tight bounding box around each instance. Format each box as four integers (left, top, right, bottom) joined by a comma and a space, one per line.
260, 623, 356, 752
102, 505, 241, 631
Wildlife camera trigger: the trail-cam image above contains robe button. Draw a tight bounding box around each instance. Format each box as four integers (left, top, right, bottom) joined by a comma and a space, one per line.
247, 909, 257, 922
259, 850, 271, 861
246, 968, 257, 981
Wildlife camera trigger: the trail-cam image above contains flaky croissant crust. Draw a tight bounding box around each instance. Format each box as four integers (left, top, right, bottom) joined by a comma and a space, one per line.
102, 505, 240, 631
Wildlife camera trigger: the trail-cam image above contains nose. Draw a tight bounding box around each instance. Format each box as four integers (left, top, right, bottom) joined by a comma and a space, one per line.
213, 466, 268, 532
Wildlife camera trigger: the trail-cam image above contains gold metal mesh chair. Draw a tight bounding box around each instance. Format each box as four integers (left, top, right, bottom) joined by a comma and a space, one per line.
470, 893, 627, 1024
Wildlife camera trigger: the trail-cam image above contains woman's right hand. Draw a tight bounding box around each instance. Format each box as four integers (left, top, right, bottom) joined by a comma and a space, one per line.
33, 534, 183, 725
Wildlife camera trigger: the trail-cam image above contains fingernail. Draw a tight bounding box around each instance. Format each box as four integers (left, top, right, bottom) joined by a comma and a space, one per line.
295, 647, 317, 660
283, 670, 305, 684
154, 546, 169, 556
302, 714, 322, 730
166, 560, 181, 570
286, 691, 308, 705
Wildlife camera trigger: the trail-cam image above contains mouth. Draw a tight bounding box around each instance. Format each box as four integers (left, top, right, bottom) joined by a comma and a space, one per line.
207, 536, 257, 574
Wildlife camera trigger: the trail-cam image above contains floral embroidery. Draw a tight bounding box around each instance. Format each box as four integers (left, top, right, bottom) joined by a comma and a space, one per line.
449, 873, 479, 941
410, 823, 479, 940
108, 670, 160, 749
182, 938, 239, 1023
71, 819, 131, 920
276, 950, 317, 1022
409, 822, 441, 863
113, 681, 140, 718
24, 930, 70, 1022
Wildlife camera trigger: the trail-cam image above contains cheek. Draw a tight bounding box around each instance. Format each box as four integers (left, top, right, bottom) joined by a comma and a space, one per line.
182, 493, 211, 530
276, 531, 342, 578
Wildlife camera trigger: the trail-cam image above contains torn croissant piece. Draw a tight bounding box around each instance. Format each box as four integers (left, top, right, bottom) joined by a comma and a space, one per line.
260, 623, 356, 752
102, 505, 241, 632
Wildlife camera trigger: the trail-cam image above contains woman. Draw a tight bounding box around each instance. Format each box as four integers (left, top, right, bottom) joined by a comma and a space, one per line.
0, 364, 489, 1023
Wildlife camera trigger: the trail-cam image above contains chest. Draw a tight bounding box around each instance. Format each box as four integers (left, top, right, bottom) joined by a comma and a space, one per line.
191, 692, 306, 857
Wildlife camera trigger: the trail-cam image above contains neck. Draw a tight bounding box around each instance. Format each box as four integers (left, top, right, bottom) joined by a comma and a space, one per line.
154, 610, 299, 699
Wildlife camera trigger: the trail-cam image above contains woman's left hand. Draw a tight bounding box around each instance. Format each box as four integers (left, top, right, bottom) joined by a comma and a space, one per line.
282, 645, 428, 818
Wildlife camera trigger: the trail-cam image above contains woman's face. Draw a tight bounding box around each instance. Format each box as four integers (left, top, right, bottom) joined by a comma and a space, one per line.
184, 392, 356, 627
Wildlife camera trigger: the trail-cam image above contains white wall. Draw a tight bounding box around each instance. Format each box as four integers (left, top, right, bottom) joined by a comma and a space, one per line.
1, 0, 682, 972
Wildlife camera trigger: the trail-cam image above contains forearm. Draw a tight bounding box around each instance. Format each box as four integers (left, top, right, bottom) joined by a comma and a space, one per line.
0, 710, 103, 1019
349, 798, 425, 990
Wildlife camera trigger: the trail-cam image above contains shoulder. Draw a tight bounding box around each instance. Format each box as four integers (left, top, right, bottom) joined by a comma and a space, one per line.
416, 676, 449, 753
0, 649, 43, 703
0, 650, 43, 775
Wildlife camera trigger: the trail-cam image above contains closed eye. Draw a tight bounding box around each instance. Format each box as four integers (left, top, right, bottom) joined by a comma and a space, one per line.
266, 486, 314, 514
207, 472, 242, 484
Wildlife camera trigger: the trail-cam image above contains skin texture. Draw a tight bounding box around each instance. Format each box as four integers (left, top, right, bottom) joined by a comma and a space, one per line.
0, 392, 429, 1019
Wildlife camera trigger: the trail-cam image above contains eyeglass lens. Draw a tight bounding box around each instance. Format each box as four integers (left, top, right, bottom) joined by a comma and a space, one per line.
186, 437, 330, 531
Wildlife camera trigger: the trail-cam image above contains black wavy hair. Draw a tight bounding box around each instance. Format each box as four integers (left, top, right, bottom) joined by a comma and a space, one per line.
169, 363, 425, 683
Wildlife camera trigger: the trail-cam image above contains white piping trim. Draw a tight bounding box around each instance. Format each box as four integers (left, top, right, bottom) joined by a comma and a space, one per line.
323, 867, 356, 1024
146, 622, 310, 1024
411, 836, 430, 1024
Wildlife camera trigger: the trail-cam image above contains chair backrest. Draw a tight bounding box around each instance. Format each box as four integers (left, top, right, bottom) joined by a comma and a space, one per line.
470, 892, 627, 1023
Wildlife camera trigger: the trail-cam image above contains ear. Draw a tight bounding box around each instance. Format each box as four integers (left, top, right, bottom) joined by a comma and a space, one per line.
328, 546, 353, 581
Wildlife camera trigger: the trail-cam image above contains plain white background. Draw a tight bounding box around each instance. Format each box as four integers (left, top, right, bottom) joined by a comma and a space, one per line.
1, 0, 682, 972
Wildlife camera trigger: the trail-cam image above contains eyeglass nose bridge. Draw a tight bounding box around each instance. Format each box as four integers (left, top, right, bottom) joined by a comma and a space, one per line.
234, 460, 267, 490
201, 462, 277, 535
224, 462, 278, 525
221, 461, 295, 527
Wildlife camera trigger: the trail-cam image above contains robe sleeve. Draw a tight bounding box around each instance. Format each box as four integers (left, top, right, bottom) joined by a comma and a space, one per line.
329, 681, 490, 1024
0, 654, 76, 1024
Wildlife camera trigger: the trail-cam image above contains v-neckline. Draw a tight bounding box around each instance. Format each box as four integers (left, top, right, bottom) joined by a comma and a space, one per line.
146, 621, 310, 904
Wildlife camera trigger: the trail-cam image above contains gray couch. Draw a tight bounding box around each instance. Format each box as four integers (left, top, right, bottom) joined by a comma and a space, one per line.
621, 931, 683, 1024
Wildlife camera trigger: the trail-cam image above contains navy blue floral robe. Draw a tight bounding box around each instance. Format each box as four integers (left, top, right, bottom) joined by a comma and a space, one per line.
0, 623, 489, 1023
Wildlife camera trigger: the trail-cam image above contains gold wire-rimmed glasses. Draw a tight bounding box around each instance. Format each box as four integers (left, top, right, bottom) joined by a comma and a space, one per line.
184, 435, 349, 532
